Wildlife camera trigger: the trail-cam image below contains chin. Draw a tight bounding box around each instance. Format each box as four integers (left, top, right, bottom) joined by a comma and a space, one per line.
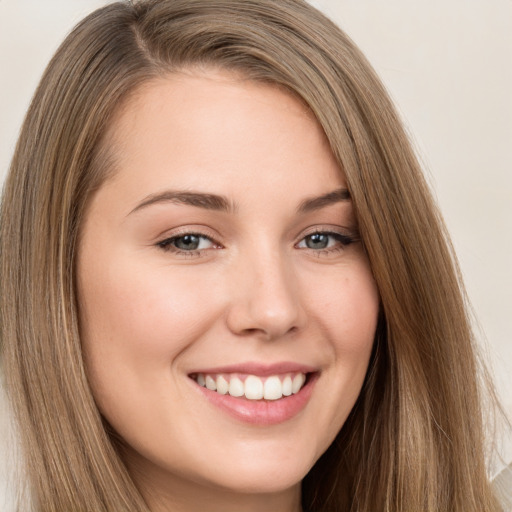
195, 443, 318, 495
208, 464, 310, 495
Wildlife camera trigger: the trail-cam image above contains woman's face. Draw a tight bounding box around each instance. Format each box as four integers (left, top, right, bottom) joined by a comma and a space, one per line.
77, 70, 379, 504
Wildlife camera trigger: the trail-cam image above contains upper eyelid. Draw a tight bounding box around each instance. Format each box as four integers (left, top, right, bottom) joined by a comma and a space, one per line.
296, 232, 354, 247
158, 232, 220, 249
298, 225, 358, 239
155, 225, 221, 244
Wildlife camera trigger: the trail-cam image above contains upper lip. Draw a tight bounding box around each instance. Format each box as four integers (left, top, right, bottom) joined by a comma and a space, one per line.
188, 361, 318, 377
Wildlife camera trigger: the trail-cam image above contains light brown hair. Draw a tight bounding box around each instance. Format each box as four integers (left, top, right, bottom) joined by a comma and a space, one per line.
0, 0, 503, 510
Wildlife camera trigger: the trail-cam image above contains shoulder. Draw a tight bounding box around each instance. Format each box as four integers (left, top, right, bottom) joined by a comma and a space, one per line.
492, 461, 512, 511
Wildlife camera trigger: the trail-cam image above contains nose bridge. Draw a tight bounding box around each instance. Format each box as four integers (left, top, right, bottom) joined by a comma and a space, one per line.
226, 242, 304, 339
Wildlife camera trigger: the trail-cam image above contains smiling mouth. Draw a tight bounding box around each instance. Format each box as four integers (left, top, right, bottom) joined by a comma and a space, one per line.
190, 372, 308, 401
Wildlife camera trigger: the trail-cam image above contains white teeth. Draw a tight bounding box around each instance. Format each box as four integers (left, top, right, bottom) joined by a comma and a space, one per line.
216, 375, 229, 395
228, 377, 244, 397
205, 375, 217, 391
292, 373, 306, 394
282, 375, 292, 396
263, 376, 283, 400
194, 372, 308, 400
244, 375, 264, 400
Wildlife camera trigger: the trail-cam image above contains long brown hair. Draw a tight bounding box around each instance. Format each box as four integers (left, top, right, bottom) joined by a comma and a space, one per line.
0, 1, 502, 510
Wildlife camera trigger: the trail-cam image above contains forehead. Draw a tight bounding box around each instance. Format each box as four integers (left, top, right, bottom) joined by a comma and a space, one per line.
109, 69, 321, 153
95, 69, 345, 213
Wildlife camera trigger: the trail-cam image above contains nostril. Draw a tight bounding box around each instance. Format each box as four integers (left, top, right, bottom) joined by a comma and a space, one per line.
238, 324, 299, 341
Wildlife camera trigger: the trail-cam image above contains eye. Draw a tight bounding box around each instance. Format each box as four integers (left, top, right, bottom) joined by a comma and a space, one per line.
297, 231, 355, 251
158, 233, 216, 252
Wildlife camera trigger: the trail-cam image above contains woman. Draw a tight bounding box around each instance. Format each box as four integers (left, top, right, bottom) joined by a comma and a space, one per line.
0, 0, 505, 510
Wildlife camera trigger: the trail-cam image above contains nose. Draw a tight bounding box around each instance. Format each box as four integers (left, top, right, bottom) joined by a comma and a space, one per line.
225, 251, 306, 341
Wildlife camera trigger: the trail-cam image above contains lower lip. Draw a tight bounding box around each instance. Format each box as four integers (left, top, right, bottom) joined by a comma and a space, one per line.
192, 374, 318, 425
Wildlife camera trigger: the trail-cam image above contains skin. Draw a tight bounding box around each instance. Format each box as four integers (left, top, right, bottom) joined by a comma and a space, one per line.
77, 70, 380, 512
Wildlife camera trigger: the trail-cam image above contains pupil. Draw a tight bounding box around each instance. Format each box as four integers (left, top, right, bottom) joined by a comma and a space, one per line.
307, 233, 328, 249
176, 235, 200, 250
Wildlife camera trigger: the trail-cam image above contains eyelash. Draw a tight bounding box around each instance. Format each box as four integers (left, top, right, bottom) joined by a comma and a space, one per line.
156, 228, 358, 259
297, 230, 356, 256
156, 232, 219, 258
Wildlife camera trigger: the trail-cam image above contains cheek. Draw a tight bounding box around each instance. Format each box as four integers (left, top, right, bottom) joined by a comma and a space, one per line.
77, 252, 222, 414
80, 260, 213, 354
306, 262, 379, 401
306, 260, 379, 352
335, 270, 379, 385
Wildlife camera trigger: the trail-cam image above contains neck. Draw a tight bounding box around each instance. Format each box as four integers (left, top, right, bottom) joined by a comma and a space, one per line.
147, 485, 302, 512
126, 454, 302, 512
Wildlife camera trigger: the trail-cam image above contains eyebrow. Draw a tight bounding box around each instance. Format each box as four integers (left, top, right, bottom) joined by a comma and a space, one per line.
297, 188, 351, 213
128, 187, 350, 216
129, 190, 234, 215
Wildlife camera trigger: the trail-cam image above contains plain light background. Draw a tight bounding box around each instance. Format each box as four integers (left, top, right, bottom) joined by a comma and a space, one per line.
1, 1, 511, 509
